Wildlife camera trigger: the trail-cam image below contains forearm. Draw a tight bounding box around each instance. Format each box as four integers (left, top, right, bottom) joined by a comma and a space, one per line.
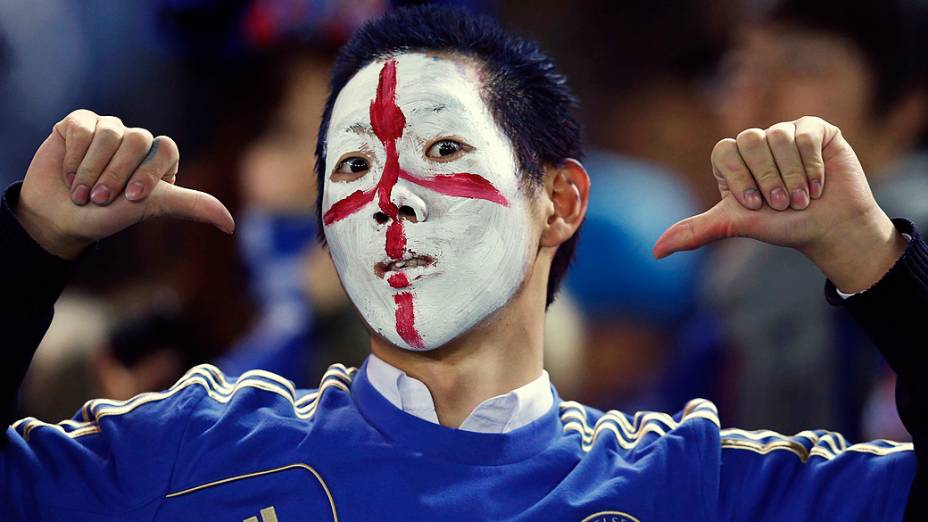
825, 218, 928, 519
0, 182, 77, 429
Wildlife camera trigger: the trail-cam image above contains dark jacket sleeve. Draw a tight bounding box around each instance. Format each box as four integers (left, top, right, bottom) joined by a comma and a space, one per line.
825, 218, 928, 521
0, 182, 77, 430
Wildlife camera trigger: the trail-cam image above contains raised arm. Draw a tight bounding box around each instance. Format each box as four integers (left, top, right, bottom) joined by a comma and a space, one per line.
655, 116, 925, 519
1, 110, 233, 517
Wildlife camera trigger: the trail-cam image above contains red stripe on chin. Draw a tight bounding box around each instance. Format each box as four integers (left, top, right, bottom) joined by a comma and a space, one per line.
394, 292, 424, 349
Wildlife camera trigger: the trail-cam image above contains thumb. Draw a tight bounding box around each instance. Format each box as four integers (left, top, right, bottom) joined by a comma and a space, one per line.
653, 198, 744, 259
147, 182, 235, 234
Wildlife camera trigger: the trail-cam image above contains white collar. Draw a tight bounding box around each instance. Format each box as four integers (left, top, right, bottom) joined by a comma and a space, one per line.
365, 353, 553, 434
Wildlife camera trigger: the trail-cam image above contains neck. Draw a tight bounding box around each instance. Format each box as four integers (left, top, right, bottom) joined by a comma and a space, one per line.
370, 252, 551, 428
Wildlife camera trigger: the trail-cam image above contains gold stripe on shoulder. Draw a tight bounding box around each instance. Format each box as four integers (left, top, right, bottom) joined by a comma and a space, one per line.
721, 428, 912, 462
14, 364, 356, 442
560, 398, 720, 452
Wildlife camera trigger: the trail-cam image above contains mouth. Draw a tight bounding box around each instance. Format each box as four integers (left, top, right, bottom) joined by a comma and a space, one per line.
374, 254, 436, 288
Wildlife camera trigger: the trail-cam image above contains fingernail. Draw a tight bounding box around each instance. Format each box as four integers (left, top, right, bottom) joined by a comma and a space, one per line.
90, 185, 111, 205
770, 187, 788, 209
810, 180, 823, 199
66, 172, 75, 187
125, 181, 145, 201
791, 188, 810, 209
71, 184, 90, 205
743, 188, 762, 209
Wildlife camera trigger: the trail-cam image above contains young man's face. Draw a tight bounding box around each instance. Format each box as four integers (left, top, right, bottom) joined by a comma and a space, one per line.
321, 52, 536, 351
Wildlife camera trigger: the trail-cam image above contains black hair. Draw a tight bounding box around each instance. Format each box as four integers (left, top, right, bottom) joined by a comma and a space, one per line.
314, 4, 583, 306
767, 0, 928, 144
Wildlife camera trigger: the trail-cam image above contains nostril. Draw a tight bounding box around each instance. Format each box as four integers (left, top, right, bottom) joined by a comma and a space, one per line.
399, 205, 417, 221
373, 211, 389, 225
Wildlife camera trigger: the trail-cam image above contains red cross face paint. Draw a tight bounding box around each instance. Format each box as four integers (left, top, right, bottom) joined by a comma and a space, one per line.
322, 53, 535, 351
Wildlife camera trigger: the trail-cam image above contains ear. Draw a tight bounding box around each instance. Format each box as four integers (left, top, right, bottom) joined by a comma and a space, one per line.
540, 158, 590, 248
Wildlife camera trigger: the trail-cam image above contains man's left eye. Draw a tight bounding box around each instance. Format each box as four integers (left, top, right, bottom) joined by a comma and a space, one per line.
426, 139, 464, 160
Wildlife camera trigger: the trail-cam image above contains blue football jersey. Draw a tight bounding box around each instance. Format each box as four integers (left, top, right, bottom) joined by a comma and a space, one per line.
3, 359, 915, 521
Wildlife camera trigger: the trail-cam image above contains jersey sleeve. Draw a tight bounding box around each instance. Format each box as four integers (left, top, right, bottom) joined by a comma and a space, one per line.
826, 219, 928, 518
717, 429, 915, 520
2, 375, 207, 520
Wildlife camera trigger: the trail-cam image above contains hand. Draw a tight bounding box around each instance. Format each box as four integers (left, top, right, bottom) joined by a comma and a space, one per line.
653, 116, 907, 293
14, 110, 234, 260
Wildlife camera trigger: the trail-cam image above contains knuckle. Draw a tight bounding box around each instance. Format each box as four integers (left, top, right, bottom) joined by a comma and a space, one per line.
803, 158, 825, 174
63, 109, 96, 125
735, 129, 767, 148
765, 127, 792, 146
754, 169, 783, 185
780, 170, 807, 184
736, 128, 765, 146
795, 132, 817, 150
710, 138, 740, 169
798, 115, 826, 127
711, 138, 737, 158
61, 116, 95, 138
95, 124, 122, 142
97, 169, 124, 187
99, 115, 124, 127
66, 125, 94, 145
124, 128, 153, 150
74, 165, 98, 181
728, 171, 755, 187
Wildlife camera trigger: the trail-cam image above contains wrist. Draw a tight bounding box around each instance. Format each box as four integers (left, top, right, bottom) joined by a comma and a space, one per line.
804, 209, 907, 293
12, 196, 90, 260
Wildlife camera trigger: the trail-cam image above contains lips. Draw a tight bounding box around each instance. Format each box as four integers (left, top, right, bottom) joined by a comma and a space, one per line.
374, 254, 435, 287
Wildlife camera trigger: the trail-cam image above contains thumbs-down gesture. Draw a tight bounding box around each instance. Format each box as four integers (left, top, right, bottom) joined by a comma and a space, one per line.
14, 109, 234, 260
654, 116, 908, 293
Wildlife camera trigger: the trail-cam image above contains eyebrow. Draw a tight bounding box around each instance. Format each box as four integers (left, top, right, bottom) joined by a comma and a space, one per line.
345, 122, 373, 135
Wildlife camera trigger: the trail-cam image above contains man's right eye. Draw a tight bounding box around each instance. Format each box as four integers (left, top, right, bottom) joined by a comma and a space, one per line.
333, 157, 369, 181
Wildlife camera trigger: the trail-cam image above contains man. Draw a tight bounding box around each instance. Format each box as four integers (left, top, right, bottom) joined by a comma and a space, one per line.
2, 6, 926, 520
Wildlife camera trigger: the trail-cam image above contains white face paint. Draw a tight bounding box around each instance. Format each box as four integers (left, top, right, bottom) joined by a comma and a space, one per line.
321, 52, 536, 351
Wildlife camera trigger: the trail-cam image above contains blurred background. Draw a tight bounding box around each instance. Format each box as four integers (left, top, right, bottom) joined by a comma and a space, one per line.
3, 0, 926, 443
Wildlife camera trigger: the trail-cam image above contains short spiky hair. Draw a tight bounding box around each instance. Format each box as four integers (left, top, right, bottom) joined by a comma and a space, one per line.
315, 4, 583, 306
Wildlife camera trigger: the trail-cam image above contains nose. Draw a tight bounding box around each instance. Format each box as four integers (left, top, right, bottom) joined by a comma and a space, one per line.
374, 184, 428, 224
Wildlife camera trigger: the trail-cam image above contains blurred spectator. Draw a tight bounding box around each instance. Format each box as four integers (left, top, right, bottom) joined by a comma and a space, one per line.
566, 153, 709, 411
708, 0, 928, 438
92, 301, 214, 401
500, 0, 734, 411
218, 1, 387, 383
14, 0, 384, 421
18, 294, 112, 423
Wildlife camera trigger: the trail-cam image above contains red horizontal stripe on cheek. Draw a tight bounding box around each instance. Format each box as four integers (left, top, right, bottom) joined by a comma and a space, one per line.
323, 188, 376, 225
398, 171, 509, 206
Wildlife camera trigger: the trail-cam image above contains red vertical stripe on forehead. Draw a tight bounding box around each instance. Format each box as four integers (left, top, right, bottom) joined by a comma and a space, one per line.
370, 59, 405, 258
370, 59, 405, 143
394, 292, 424, 349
